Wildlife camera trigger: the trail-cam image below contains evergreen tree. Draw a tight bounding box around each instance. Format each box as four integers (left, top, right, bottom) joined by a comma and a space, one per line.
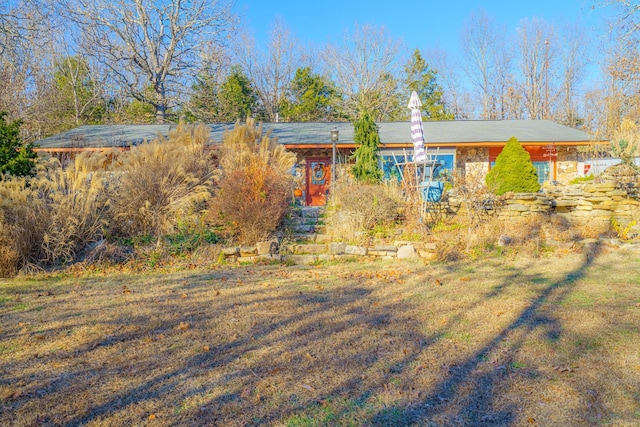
486, 137, 540, 195
280, 67, 339, 122
188, 70, 220, 122
0, 112, 37, 177
351, 112, 383, 183
217, 66, 257, 122
404, 49, 454, 120
188, 66, 257, 122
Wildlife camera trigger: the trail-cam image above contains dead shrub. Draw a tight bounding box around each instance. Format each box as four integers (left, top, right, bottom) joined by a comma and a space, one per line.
325, 180, 404, 243
211, 164, 292, 244
207, 118, 297, 244
109, 122, 215, 238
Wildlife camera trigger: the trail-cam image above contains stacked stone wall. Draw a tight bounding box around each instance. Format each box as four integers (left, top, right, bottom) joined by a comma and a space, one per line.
490, 183, 639, 225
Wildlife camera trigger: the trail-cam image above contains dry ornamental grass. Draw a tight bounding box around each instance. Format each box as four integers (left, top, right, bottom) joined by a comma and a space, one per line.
0, 247, 639, 426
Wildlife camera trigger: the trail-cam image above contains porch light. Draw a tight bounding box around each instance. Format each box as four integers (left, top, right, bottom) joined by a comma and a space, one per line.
331, 127, 339, 184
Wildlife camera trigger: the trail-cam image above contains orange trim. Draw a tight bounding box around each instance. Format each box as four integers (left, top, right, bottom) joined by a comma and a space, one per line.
283, 140, 606, 150
34, 145, 220, 153
33, 147, 128, 153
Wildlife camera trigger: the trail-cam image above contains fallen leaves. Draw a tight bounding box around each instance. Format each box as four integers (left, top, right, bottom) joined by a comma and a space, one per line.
178, 322, 190, 331
240, 387, 250, 400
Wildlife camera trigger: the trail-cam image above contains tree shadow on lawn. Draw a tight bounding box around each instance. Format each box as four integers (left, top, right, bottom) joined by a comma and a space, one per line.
369, 243, 610, 426
2, 264, 424, 425
3, 245, 635, 426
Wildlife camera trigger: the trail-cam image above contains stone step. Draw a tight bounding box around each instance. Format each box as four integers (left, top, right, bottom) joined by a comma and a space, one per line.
288, 224, 316, 233
283, 217, 324, 226
287, 206, 324, 219
283, 243, 328, 255
287, 233, 331, 243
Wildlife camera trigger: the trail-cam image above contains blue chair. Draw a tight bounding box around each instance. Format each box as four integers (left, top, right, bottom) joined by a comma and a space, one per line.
421, 181, 444, 202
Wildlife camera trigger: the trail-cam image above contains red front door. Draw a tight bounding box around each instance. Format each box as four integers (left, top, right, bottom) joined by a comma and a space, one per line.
306, 158, 331, 206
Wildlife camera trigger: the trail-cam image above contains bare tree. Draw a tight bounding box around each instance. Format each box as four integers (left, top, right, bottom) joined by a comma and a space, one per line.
427, 49, 472, 119
555, 23, 590, 127
460, 9, 514, 120
322, 24, 403, 121
516, 17, 557, 120
0, 0, 66, 139
597, 1, 640, 128
235, 18, 304, 122
64, 0, 235, 123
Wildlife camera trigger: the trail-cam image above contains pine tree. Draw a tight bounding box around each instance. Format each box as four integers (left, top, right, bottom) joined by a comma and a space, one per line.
0, 112, 37, 178
280, 67, 339, 122
351, 112, 383, 184
404, 49, 454, 121
217, 67, 257, 122
486, 137, 540, 195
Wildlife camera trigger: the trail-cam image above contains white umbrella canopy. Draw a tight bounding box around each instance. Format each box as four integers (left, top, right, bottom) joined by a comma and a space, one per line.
408, 90, 426, 162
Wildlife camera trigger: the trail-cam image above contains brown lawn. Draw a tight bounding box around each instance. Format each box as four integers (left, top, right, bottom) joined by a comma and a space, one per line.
1, 245, 639, 426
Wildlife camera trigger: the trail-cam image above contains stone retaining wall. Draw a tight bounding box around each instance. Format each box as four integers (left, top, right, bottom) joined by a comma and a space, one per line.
494, 182, 640, 224
220, 182, 640, 266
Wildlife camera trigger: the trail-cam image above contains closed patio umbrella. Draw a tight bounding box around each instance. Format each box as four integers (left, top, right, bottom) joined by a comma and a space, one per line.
408, 90, 426, 162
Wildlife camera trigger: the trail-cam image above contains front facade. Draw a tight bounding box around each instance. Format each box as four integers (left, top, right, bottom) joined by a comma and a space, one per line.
35, 120, 603, 206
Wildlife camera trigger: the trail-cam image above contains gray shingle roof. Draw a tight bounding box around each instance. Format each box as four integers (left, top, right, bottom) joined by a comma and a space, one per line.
35, 124, 172, 149
35, 120, 597, 150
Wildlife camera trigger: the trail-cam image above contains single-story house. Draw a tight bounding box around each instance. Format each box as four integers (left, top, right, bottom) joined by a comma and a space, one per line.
34, 120, 603, 206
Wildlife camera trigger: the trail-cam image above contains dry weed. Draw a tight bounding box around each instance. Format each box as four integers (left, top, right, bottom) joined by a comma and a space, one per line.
326, 180, 404, 243
0, 154, 110, 275
109, 122, 215, 238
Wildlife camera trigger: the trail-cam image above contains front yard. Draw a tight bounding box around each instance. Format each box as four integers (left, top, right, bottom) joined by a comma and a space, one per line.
1, 247, 639, 426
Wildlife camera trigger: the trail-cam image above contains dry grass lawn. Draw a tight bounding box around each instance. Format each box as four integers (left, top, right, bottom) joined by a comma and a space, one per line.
1, 245, 639, 426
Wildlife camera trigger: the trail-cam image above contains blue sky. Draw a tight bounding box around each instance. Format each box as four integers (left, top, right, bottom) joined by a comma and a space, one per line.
236, 0, 612, 55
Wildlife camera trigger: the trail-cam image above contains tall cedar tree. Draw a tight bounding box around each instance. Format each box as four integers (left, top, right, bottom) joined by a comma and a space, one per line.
351, 112, 383, 183
0, 112, 37, 177
486, 136, 540, 195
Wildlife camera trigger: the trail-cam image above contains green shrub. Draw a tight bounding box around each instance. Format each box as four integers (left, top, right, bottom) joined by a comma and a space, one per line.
0, 112, 37, 178
486, 137, 540, 195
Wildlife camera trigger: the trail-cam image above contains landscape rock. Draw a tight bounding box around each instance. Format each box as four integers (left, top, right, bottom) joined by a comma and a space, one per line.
256, 241, 277, 255
240, 246, 257, 256
222, 247, 240, 257
345, 245, 367, 256
329, 242, 346, 255
397, 244, 418, 259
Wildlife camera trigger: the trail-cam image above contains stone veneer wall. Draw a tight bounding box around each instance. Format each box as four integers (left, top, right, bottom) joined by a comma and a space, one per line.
456, 147, 489, 183
457, 146, 582, 185
556, 146, 580, 184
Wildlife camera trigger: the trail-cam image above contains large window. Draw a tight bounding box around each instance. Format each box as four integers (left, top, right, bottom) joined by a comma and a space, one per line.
379, 149, 455, 183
